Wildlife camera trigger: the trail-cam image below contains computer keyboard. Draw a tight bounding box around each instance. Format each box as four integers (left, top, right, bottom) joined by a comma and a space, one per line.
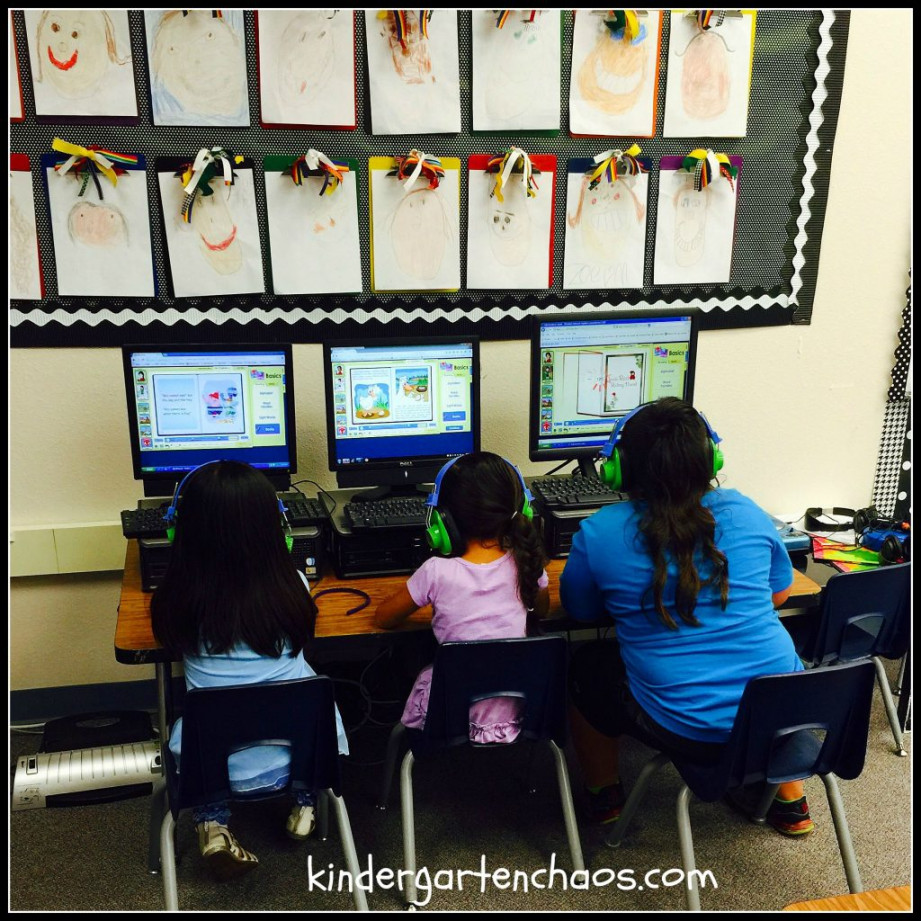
529, 475, 626, 511
280, 495, 328, 528
343, 496, 428, 531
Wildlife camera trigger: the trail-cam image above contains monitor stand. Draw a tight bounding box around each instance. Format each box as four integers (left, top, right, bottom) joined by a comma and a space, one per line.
348, 484, 430, 503
575, 457, 600, 479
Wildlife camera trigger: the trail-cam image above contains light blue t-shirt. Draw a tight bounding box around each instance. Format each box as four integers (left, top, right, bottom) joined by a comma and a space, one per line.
168, 574, 348, 791
560, 488, 800, 743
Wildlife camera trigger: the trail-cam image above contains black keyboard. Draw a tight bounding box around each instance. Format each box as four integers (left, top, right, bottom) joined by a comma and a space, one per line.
280, 495, 328, 528
121, 504, 170, 539
530, 475, 626, 511
344, 496, 428, 531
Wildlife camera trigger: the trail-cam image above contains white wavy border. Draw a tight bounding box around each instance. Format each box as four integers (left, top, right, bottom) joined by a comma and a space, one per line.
12, 12, 837, 331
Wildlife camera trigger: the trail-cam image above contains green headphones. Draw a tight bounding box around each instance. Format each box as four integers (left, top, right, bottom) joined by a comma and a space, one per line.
425, 455, 534, 557
598, 404, 724, 491
164, 462, 294, 552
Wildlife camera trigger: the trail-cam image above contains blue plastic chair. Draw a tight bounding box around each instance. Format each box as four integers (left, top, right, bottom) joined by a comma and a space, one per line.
802, 562, 911, 755
378, 635, 584, 905
605, 660, 877, 911
159, 676, 368, 911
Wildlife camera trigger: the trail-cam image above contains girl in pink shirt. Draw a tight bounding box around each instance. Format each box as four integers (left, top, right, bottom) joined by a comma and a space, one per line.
374, 452, 550, 742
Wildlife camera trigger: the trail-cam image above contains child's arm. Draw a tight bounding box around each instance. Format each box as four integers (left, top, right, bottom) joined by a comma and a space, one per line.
374, 583, 421, 629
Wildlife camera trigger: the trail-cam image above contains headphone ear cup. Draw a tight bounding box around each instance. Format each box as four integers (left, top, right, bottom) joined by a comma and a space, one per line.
426, 508, 453, 556
521, 498, 533, 521
712, 441, 724, 477
166, 525, 176, 544
285, 532, 294, 553
599, 449, 624, 491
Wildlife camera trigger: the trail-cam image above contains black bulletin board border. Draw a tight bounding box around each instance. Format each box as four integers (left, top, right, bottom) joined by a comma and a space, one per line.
10, 10, 849, 348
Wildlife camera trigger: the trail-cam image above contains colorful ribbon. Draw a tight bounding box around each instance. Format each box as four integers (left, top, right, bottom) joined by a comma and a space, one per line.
587, 145, 651, 189
175, 147, 243, 223
389, 149, 444, 192
286, 150, 349, 196
681, 148, 737, 192
691, 9, 727, 31
51, 138, 135, 200
388, 10, 431, 51
602, 10, 646, 44
494, 10, 511, 29
485, 147, 539, 202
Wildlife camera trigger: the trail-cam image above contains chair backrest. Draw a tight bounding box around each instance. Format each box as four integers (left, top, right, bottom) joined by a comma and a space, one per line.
167, 676, 343, 814
674, 660, 876, 802
810, 562, 911, 665
417, 635, 568, 753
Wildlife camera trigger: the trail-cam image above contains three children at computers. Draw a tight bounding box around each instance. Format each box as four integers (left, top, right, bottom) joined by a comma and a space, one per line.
152, 398, 809, 879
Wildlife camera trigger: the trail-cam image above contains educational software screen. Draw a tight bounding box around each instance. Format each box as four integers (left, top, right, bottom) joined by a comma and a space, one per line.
327, 341, 476, 467
534, 314, 695, 457
127, 348, 292, 475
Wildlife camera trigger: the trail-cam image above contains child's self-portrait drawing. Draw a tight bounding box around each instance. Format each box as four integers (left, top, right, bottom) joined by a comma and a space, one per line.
10, 165, 43, 300
68, 200, 129, 248
25, 9, 136, 117
188, 191, 243, 276
146, 10, 249, 127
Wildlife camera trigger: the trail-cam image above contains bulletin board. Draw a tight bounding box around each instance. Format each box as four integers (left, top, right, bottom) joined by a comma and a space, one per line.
9, 9, 850, 348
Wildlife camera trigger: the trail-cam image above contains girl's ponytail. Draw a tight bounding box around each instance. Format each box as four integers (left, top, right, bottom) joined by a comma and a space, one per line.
508, 511, 547, 611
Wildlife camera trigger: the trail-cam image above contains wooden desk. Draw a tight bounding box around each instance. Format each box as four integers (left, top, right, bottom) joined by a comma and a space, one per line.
783, 885, 911, 911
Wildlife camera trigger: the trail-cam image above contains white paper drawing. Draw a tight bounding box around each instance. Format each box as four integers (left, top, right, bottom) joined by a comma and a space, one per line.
364, 10, 460, 135
563, 169, 648, 290
158, 164, 264, 298
10, 14, 25, 121
369, 157, 460, 292
466, 157, 555, 290
569, 9, 661, 137
24, 9, 136, 118
471, 10, 560, 131
145, 10, 250, 127
653, 163, 739, 285
10, 167, 43, 300
257, 10, 355, 128
44, 157, 155, 297
663, 11, 755, 138
264, 158, 362, 295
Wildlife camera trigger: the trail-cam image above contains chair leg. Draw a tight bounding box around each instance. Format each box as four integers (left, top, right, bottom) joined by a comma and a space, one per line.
819, 772, 863, 894
326, 790, 370, 912
873, 656, 907, 756
750, 782, 780, 824
318, 788, 330, 840
160, 810, 179, 911
399, 751, 418, 905
548, 740, 585, 872
378, 722, 407, 809
147, 778, 168, 873
605, 752, 670, 848
675, 785, 702, 911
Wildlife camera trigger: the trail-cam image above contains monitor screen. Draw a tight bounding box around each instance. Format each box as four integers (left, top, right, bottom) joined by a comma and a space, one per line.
323, 336, 480, 496
123, 343, 297, 494
530, 309, 700, 466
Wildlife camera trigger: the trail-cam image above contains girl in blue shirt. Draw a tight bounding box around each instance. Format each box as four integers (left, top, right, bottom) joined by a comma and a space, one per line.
151, 460, 348, 879
560, 398, 811, 836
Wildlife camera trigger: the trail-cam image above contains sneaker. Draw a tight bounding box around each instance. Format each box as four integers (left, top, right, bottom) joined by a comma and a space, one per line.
585, 782, 626, 825
767, 795, 815, 837
286, 804, 316, 841
197, 821, 259, 879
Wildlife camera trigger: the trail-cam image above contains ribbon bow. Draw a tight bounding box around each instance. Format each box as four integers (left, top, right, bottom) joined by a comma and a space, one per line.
690, 9, 727, 31
389, 149, 444, 192
587, 145, 650, 189
486, 147, 539, 202
175, 147, 243, 223
287, 149, 349, 196
387, 10, 431, 51
51, 138, 136, 200
681, 148, 737, 192
602, 10, 646, 44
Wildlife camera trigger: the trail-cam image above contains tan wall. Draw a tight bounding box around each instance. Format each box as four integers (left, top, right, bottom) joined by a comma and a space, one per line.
9, 10, 911, 691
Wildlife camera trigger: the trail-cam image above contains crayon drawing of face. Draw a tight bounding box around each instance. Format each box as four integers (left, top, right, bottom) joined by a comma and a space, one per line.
380, 11, 432, 85
390, 189, 449, 281
578, 24, 647, 115
67, 200, 128, 248
278, 11, 336, 104
36, 10, 124, 98
580, 181, 643, 264
488, 182, 531, 267
681, 31, 730, 120
190, 193, 242, 275
302, 178, 346, 237
673, 186, 709, 267
153, 11, 245, 117
485, 19, 541, 123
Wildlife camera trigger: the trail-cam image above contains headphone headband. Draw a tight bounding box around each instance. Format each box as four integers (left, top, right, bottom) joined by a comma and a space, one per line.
426, 454, 533, 509
599, 403, 722, 459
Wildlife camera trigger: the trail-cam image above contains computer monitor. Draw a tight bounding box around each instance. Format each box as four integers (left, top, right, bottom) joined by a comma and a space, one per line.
530, 309, 700, 475
123, 343, 297, 496
323, 335, 480, 500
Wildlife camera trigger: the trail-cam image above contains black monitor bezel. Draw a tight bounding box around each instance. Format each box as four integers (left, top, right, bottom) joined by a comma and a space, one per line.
122, 341, 297, 495
528, 308, 700, 464
322, 334, 481, 491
